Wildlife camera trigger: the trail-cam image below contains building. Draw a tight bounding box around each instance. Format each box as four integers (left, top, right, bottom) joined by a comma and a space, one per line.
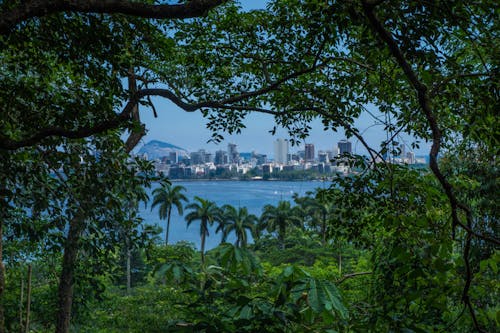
400, 143, 406, 158
190, 149, 211, 165
305, 143, 315, 162
338, 139, 352, 155
326, 150, 337, 162
274, 138, 289, 164
215, 150, 229, 165
406, 151, 416, 164
228, 143, 239, 164
252, 152, 267, 165
318, 151, 328, 163
262, 164, 273, 174
168, 151, 178, 164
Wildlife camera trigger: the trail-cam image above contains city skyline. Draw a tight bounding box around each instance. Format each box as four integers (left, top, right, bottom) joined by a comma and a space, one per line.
132, 0, 431, 158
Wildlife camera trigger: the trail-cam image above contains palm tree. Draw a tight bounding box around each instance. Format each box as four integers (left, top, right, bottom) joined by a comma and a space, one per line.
217, 205, 258, 247
151, 181, 188, 245
294, 189, 336, 244
260, 201, 303, 249
184, 196, 221, 264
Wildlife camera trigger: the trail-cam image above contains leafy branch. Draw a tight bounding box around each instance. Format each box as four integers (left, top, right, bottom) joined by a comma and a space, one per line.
362, 1, 497, 331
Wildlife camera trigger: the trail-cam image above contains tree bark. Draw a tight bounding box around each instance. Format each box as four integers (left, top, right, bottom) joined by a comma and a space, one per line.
19, 279, 24, 332
25, 265, 32, 333
200, 221, 206, 265
0, 0, 227, 35
126, 237, 131, 295
321, 212, 327, 245
166, 209, 171, 245
55, 215, 84, 333
0, 219, 5, 333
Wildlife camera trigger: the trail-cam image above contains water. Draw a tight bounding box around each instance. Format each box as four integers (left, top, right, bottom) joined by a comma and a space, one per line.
140, 180, 327, 249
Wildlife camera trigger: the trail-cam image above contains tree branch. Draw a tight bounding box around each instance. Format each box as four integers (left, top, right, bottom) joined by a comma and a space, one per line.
336, 271, 372, 284
0, 0, 227, 35
362, 0, 463, 238
431, 72, 495, 97
124, 69, 145, 153
0, 62, 324, 150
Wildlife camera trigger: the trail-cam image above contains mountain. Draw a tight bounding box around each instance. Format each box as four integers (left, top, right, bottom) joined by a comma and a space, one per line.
137, 140, 189, 160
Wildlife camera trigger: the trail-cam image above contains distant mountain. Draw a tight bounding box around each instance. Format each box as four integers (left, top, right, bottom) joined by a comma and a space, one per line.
137, 140, 188, 160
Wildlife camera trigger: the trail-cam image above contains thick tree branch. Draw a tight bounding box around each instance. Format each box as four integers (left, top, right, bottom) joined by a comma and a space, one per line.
0, 63, 324, 150
0, 0, 227, 35
124, 69, 145, 153
362, 0, 463, 239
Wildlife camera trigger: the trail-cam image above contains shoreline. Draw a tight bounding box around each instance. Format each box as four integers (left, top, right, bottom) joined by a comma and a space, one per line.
169, 178, 335, 182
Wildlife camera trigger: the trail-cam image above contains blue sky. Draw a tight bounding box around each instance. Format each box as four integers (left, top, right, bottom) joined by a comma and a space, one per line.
135, 0, 429, 157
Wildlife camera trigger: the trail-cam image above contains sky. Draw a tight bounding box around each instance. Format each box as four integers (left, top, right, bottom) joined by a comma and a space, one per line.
134, 0, 430, 157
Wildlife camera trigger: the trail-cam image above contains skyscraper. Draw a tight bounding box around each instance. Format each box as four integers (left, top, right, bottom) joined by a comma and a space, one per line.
274, 138, 289, 164
338, 139, 352, 155
228, 143, 239, 164
400, 143, 406, 158
318, 151, 328, 163
215, 150, 228, 165
305, 143, 315, 162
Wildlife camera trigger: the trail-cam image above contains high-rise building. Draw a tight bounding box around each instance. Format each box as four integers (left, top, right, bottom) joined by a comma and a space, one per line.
305, 143, 315, 162
204, 152, 212, 163
168, 151, 178, 164
326, 150, 336, 162
338, 139, 352, 155
190, 151, 203, 165
274, 139, 289, 164
252, 151, 267, 165
318, 151, 328, 163
215, 150, 229, 165
406, 151, 415, 164
400, 143, 406, 158
228, 143, 239, 164
190, 149, 210, 165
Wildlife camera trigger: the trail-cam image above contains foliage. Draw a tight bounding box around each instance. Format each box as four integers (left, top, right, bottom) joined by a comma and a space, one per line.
217, 205, 258, 247
260, 201, 303, 248
1, 0, 498, 331
151, 180, 188, 244
184, 196, 222, 264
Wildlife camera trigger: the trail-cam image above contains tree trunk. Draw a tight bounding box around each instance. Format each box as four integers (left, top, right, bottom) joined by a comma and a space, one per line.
338, 243, 342, 276
55, 216, 84, 333
25, 265, 32, 333
166, 208, 171, 245
0, 219, 5, 333
321, 212, 327, 245
19, 279, 24, 332
126, 237, 131, 295
200, 222, 206, 265
279, 225, 285, 250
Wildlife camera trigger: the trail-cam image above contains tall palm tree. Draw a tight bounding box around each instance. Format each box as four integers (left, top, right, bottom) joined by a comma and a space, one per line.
184, 196, 221, 264
217, 205, 258, 247
151, 181, 188, 245
260, 201, 303, 249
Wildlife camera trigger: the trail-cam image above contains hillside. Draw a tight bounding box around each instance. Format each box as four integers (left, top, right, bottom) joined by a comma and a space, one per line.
137, 140, 188, 160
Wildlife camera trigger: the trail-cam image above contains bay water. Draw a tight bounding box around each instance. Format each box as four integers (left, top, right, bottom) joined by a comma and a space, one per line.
140, 180, 327, 250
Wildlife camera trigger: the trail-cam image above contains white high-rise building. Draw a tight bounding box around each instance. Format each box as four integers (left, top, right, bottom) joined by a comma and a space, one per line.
274, 139, 289, 165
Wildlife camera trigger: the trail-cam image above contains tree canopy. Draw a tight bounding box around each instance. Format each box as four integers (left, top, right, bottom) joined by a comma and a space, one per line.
0, 0, 498, 332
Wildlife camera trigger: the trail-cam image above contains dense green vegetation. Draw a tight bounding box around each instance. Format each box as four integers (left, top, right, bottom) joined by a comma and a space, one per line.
4, 169, 499, 332
1, 0, 498, 332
